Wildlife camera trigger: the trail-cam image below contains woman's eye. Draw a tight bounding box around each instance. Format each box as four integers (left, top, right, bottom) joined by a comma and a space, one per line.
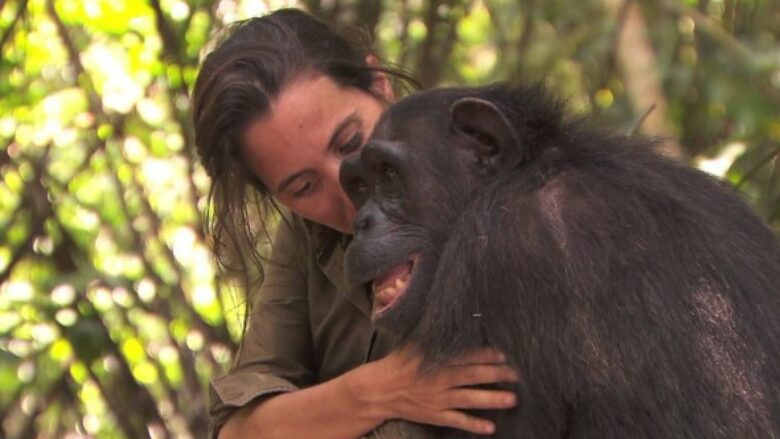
338, 133, 363, 155
293, 181, 314, 198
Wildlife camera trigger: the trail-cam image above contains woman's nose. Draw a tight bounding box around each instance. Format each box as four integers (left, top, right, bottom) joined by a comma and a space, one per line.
327, 158, 357, 212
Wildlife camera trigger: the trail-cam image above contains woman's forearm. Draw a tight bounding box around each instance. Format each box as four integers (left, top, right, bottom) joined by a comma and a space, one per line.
218, 363, 385, 439
217, 347, 518, 439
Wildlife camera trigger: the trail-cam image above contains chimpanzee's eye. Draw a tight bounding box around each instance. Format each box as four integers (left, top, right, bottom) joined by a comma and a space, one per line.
354, 179, 368, 195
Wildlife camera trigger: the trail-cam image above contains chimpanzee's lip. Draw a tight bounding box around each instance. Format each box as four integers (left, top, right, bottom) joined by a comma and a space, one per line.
371, 254, 418, 316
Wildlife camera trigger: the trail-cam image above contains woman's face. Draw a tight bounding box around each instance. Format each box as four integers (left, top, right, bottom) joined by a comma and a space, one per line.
242, 73, 392, 234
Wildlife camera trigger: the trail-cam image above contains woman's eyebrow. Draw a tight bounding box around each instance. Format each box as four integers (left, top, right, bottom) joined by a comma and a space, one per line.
327, 111, 360, 153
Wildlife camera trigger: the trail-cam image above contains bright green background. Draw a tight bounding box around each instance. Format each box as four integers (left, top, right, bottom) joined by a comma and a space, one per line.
1, 0, 778, 437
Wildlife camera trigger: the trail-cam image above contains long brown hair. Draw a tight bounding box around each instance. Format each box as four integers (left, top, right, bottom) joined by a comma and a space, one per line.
191, 8, 416, 284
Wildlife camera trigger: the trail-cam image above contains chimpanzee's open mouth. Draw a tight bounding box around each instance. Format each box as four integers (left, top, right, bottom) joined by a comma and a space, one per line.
371, 255, 418, 316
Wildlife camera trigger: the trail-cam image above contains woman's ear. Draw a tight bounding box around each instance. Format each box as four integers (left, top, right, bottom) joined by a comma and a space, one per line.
365, 54, 395, 103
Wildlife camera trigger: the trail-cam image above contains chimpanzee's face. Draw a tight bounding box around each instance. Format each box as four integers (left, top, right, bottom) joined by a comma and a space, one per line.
340, 121, 456, 327
340, 90, 524, 331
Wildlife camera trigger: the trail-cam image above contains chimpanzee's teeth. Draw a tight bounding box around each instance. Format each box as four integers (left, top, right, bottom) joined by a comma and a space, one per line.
376, 286, 396, 303
379, 280, 405, 299
374, 273, 412, 310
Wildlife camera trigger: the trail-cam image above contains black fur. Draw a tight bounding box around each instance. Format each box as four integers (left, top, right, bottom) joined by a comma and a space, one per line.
340, 84, 780, 438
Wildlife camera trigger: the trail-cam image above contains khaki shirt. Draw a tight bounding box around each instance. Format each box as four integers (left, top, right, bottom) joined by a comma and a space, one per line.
208, 216, 433, 439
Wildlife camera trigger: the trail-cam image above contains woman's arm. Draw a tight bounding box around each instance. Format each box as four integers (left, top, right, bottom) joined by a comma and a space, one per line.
213, 217, 518, 438
219, 347, 519, 439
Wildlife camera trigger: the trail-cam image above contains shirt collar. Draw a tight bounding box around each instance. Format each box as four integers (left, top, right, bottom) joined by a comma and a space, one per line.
304, 220, 371, 318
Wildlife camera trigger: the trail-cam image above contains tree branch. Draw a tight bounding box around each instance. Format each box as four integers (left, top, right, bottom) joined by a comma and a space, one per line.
147, 0, 209, 245
515, 0, 536, 76
416, 0, 468, 87
629, 103, 657, 136
356, 0, 382, 38
148, 0, 182, 63
610, 0, 683, 158
736, 144, 780, 189
45, 0, 103, 115
397, 0, 412, 68
661, 0, 760, 68
0, 0, 28, 53
0, 146, 51, 285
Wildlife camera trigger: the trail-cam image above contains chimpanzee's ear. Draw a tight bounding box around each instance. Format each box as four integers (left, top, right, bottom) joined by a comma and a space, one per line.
449, 97, 522, 173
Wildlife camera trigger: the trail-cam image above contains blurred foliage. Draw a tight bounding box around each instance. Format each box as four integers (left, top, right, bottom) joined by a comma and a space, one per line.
0, 0, 778, 437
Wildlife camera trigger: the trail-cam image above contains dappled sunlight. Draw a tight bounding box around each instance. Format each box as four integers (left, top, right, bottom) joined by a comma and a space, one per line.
51, 283, 76, 305
83, 44, 145, 114
2, 280, 34, 302
696, 142, 747, 178
54, 308, 78, 326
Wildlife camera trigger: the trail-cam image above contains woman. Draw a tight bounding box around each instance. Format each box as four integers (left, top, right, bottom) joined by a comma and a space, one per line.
192, 9, 519, 439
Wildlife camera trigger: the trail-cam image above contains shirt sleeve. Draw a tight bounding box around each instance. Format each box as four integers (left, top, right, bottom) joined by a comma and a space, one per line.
208, 217, 317, 438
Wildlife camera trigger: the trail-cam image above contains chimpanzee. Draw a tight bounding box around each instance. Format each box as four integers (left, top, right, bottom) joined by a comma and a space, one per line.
339, 83, 780, 438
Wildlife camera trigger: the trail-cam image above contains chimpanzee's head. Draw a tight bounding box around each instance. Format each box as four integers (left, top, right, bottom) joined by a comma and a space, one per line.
339, 85, 563, 335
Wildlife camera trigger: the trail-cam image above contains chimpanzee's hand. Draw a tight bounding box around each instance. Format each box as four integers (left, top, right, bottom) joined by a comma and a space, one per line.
360, 345, 520, 435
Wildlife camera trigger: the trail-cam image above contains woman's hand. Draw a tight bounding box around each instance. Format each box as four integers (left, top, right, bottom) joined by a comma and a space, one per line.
353, 346, 520, 435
